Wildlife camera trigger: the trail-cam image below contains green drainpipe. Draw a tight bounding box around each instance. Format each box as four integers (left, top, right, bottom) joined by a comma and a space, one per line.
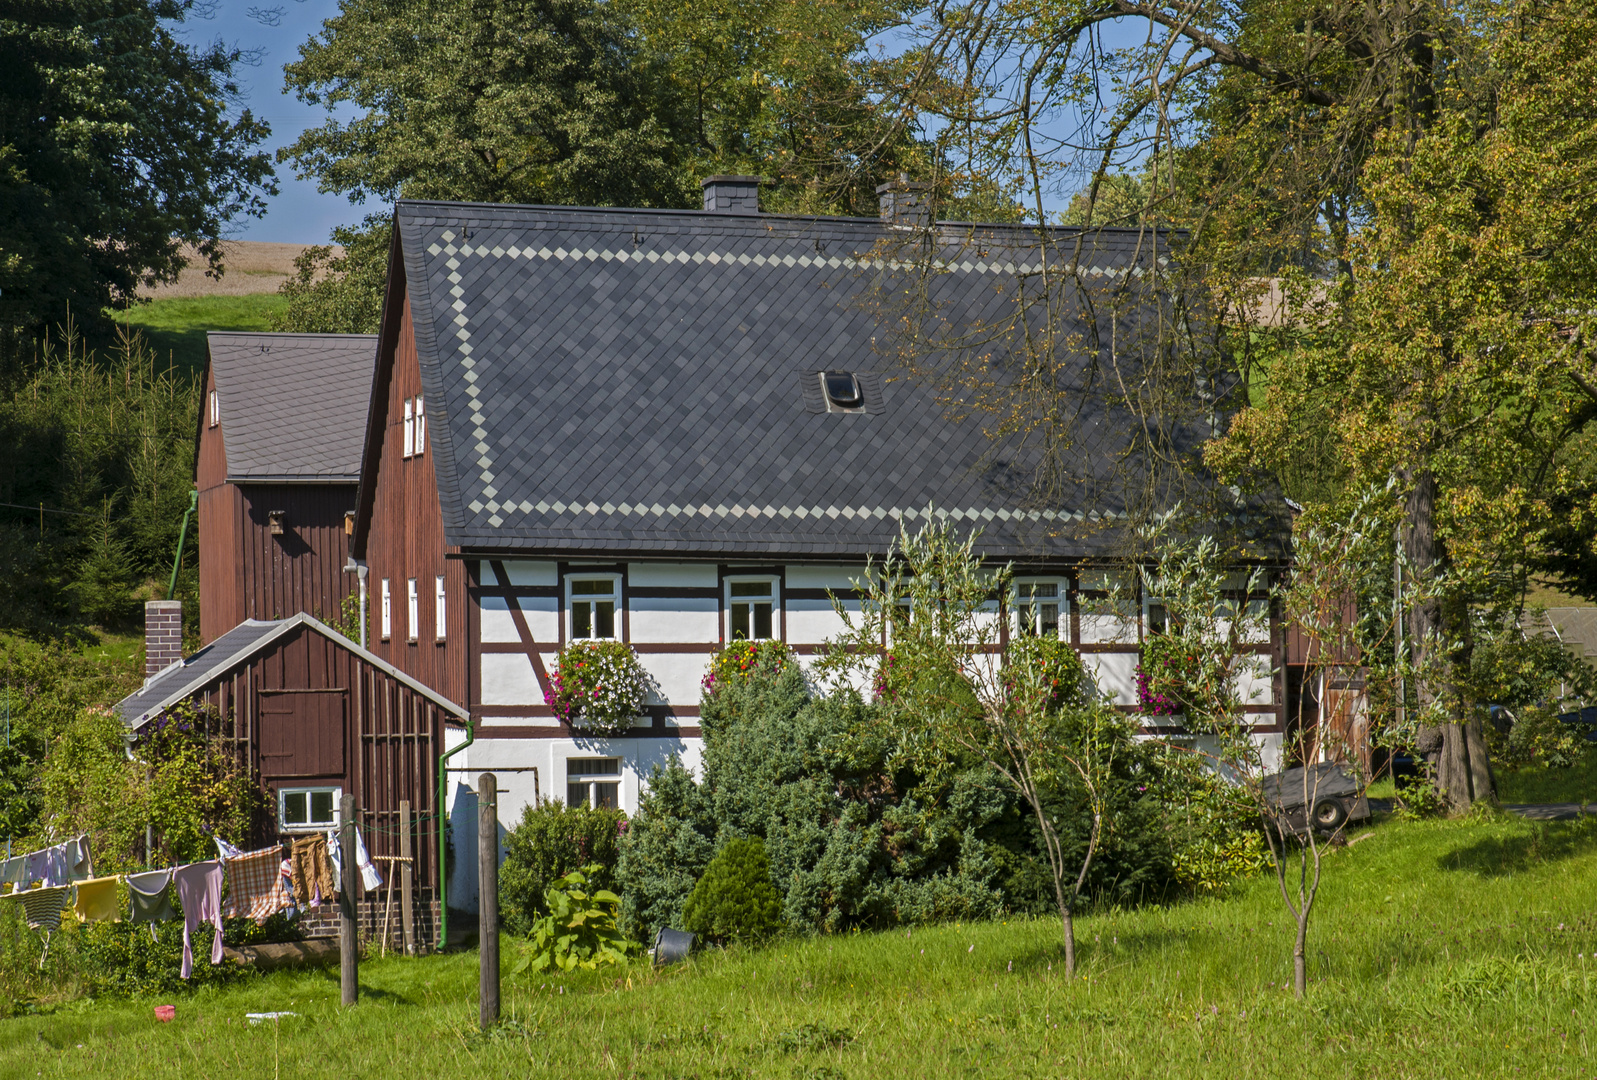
436, 718, 474, 949
166, 489, 198, 600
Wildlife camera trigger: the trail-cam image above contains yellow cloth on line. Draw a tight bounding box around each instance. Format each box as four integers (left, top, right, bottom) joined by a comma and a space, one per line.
73, 876, 121, 924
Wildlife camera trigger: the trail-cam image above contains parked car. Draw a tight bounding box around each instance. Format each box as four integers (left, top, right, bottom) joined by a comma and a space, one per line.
1260, 762, 1371, 835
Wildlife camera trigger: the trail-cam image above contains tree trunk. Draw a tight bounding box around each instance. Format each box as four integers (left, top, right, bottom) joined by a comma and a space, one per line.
1293, 914, 1308, 998
1062, 904, 1076, 976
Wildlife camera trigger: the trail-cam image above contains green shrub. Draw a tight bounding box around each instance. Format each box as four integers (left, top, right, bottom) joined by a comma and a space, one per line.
616, 757, 715, 944
500, 799, 627, 936
1150, 749, 1271, 893
682, 837, 783, 945
77, 913, 299, 997
512, 864, 636, 974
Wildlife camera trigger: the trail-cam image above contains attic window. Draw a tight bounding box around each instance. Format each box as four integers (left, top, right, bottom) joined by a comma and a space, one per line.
208, 390, 219, 427
822, 371, 863, 410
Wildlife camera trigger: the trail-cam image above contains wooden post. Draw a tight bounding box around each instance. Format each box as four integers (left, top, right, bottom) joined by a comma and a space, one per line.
399, 799, 415, 955
340, 794, 358, 1006
478, 772, 499, 1030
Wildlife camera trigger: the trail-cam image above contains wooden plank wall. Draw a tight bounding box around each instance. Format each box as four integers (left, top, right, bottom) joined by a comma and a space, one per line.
196, 363, 242, 643
362, 292, 469, 706
235, 483, 357, 626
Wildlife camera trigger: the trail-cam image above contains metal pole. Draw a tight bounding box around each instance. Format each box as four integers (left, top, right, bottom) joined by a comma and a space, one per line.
340, 795, 359, 1006
478, 772, 499, 1030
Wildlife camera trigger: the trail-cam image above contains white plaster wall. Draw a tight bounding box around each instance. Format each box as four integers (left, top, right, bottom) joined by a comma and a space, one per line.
637, 651, 710, 707
787, 596, 854, 645
1084, 651, 1139, 705
496, 560, 557, 587
786, 564, 863, 590
480, 594, 558, 644
630, 596, 717, 643
628, 562, 718, 588
480, 653, 537, 705
1080, 613, 1137, 645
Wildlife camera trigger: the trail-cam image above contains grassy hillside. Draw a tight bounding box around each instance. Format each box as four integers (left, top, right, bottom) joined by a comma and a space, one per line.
109, 294, 288, 377
3, 813, 1594, 1077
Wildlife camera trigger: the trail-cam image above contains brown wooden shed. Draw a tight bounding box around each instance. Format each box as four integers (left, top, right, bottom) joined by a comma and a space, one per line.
117, 611, 467, 949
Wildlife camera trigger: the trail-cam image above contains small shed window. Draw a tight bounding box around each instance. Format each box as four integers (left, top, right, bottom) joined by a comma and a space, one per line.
280, 786, 341, 831
434, 574, 446, 641
567, 758, 621, 808
406, 578, 419, 641
414, 395, 426, 454
727, 577, 778, 641
402, 399, 415, 458
568, 576, 619, 640
208, 389, 220, 427
822, 371, 863, 410
380, 578, 392, 640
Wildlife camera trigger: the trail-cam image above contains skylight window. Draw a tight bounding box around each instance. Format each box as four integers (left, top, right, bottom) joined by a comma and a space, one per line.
822, 371, 863, 410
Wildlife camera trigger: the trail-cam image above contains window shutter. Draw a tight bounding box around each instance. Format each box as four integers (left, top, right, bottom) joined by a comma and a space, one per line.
402, 398, 414, 457
414, 395, 426, 453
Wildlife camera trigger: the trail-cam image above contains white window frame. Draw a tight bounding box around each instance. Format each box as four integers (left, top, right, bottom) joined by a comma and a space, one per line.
725, 575, 780, 642
1143, 591, 1170, 638
380, 578, 392, 640
278, 785, 342, 832
413, 395, 426, 454
1013, 577, 1068, 639
566, 574, 622, 641
406, 578, 419, 642
434, 574, 447, 641
402, 398, 415, 458
208, 389, 220, 427
565, 758, 621, 809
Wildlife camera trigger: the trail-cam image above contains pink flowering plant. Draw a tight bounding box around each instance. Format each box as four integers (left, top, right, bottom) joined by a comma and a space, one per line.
545, 641, 649, 735
701, 640, 791, 697
1136, 632, 1201, 716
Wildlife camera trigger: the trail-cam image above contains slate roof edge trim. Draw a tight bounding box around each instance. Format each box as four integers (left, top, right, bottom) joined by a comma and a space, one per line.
227, 475, 361, 484
118, 613, 468, 728
460, 500, 1120, 525
399, 223, 471, 538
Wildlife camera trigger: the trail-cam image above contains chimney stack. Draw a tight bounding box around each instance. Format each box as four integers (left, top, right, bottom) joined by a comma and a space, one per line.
877, 176, 934, 229
144, 600, 183, 678
700, 175, 762, 215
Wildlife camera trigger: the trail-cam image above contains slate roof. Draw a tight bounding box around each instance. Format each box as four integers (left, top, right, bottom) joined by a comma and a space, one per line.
208, 332, 377, 482
115, 614, 468, 728
391, 199, 1283, 559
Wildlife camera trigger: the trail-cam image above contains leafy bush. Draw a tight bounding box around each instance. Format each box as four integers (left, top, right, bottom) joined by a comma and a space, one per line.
1143, 748, 1271, 893
681, 837, 783, 945
616, 757, 716, 944
512, 864, 635, 974
702, 640, 791, 696
544, 640, 649, 734
1137, 633, 1200, 716
500, 799, 627, 937
77, 912, 300, 997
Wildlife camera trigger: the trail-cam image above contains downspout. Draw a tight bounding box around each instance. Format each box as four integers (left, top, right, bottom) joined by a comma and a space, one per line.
436, 717, 474, 949
166, 489, 198, 600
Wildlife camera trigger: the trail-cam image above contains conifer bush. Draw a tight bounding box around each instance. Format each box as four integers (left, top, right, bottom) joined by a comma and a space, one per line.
681, 837, 783, 945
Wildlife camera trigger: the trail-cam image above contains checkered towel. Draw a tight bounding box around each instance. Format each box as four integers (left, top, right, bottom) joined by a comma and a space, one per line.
223, 847, 291, 923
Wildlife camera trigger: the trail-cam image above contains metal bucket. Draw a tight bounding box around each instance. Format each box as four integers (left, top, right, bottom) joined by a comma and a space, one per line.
652, 927, 695, 967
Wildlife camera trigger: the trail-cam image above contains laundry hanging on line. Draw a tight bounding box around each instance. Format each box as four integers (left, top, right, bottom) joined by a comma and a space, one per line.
16, 885, 72, 932
72, 876, 121, 924
125, 868, 176, 938
223, 846, 292, 924
327, 825, 382, 894
0, 835, 94, 891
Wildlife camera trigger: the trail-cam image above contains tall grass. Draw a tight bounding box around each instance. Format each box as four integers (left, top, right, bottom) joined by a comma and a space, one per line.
2, 815, 1594, 1077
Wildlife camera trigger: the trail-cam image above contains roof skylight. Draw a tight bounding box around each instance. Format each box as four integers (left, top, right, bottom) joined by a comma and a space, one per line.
823, 371, 863, 410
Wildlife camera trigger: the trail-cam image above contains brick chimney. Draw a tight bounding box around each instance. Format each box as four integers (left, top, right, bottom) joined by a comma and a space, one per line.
144, 600, 183, 678
700, 175, 762, 215
877, 176, 934, 229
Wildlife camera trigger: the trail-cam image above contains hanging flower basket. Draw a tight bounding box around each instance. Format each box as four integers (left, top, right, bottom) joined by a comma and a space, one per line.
701, 640, 791, 697
545, 641, 649, 735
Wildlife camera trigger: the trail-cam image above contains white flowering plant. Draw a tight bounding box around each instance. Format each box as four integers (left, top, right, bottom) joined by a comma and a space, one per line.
545, 641, 649, 735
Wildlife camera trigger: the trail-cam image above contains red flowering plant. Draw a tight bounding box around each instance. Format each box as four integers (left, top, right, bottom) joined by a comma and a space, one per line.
1136, 632, 1202, 716
701, 640, 792, 697
545, 641, 649, 735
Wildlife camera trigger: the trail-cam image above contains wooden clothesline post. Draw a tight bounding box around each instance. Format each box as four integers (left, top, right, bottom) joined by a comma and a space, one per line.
340, 794, 358, 1006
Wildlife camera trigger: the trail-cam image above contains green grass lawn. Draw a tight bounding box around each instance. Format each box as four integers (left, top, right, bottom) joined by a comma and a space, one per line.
4, 814, 1596, 1077
1497, 751, 1597, 805
106, 294, 288, 377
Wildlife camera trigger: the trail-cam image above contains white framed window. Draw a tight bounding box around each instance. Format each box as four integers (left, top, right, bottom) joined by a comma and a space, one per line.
208, 389, 220, 427
279, 785, 341, 832
1144, 594, 1169, 636
1014, 579, 1066, 638
413, 395, 426, 454
380, 578, 392, 640
726, 576, 778, 641
566, 758, 620, 809
406, 578, 419, 641
434, 574, 446, 641
402, 398, 415, 458
567, 575, 620, 640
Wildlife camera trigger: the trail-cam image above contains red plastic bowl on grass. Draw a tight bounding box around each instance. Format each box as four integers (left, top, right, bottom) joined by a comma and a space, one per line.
154, 1005, 176, 1022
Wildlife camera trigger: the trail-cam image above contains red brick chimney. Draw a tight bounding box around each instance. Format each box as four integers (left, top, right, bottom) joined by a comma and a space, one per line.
144, 600, 183, 678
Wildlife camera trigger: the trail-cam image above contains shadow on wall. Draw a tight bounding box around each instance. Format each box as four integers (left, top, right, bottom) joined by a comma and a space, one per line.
446, 780, 510, 914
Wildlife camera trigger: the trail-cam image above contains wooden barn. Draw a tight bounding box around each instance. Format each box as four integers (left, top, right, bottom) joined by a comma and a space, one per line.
196, 333, 377, 645
117, 605, 467, 948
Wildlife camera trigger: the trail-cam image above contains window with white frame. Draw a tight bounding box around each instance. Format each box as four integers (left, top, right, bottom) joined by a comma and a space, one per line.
402, 398, 415, 457
566, 757, 620, 809
1014, 579, 1065, 638
413, 395, 426, 454
568, 576, 619, 640
208, 389, 220, 427
279, 785, 341, 831
727, 577, 778, 640
434, 574, 446, 641
380, 578, 392, 639
406, 578, 419, 641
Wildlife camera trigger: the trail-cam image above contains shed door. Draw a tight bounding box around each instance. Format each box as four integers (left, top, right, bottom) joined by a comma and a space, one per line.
258, 689, 347, 778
